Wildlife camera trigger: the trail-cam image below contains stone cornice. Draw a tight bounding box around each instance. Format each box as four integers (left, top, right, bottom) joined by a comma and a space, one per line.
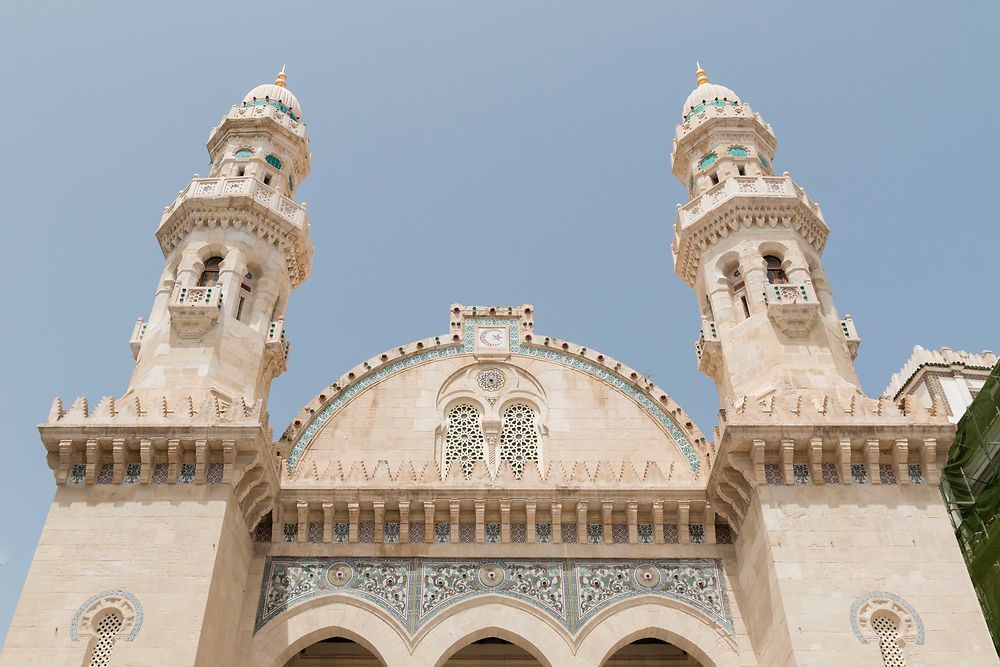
156, 176, 313, 286
703, 390, 955, 533
671, 175, 829, 286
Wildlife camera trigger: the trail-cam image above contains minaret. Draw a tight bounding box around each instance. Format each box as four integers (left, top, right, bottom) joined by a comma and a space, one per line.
127, 68, 313, 412
671, 65, 861, 406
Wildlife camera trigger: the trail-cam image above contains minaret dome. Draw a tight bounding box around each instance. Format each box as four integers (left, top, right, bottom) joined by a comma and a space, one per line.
682, 64, 741, 120
241, 66, 302, 120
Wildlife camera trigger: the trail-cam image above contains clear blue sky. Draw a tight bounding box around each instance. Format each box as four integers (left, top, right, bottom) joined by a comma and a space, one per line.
1, 0, 996, 645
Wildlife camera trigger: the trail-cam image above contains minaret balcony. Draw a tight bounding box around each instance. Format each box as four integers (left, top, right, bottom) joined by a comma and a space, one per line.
264, 319, 290, 377
168, 285, 222, 339
129, 317, 147, 360
160, 176, 307, 231
695, 319, 721, 375
672, 175, 830, 287
840, 315, 861, 359
763, 282, 820, 337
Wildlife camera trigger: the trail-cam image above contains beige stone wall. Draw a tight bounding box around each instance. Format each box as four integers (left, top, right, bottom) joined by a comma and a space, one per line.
301, 355, 698, 482
0, 485, 250, 667
736, 484, 998, 666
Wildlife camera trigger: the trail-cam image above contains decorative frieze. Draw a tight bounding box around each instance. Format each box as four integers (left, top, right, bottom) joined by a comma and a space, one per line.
255, 557, 733, 635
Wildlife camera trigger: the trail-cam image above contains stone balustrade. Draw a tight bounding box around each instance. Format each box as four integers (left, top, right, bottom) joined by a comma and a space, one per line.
678, 175, 823, 232
168, 284, 223, 338
217, 101, 307, 138
161, 176, 307, 230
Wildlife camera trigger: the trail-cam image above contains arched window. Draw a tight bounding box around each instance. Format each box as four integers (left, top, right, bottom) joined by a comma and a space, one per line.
198, 256, 223, 287
444, 403, 485, 477
499, 402, 540, 478
764, 255, 789, 284
86, 611, 123, 667
872, 614, 906, 666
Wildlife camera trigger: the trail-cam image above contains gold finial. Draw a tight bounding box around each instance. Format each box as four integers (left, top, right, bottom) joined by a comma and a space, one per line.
695, 62, 710, 87
275, 65, 287, 88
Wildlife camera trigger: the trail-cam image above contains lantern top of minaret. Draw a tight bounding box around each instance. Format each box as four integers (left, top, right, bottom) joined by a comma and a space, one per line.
241, 66, 302, 120
681, 63, 741, 121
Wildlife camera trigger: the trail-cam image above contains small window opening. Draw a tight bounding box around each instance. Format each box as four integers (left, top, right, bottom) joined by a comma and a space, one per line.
263, 174, 272, 186
764, 255, 789, 284
87, 611, 123, 667
737, 164, 746, 176
198, 257, 223, 287
236, 272, 253, 322
709, 173, 719, 186
237, 166, 245, 177
741, 295, 751, 319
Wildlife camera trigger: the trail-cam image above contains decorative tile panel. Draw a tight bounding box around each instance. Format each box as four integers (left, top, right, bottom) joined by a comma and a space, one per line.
689, 524, 705, 544
151, 464, 168, 485
384, 522, 400, 544
124, 463, 141, 485
96, 464, 114, 485
206, 462, 224, 484
638, 524, 654, 544
879, 464, 898, 485
69, 464, 86, 485
793, 463, 810, 485
282, 523, 297, 543
586, 524, 603, 544
358, 522, 375, 544
536, 523, 552, 543
485, 523, 501, 544
434, 522, 450, 544
307, 522, 324, 543
821, 462, 841, 484
333, 523, 349, 544
256, 558, 733, 635
510, 523, 527, 543
908, 464, 925, 485
287, 318, 699, 474
851, 464, 869, 485
764, 463, 783, 485
179, 463, 196, 484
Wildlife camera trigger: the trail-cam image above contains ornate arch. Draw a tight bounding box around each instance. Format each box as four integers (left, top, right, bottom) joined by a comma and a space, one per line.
575, 600, 741, 667
70, 589, 143, 642
410, 599, 573, 667
247, 595, 410, 667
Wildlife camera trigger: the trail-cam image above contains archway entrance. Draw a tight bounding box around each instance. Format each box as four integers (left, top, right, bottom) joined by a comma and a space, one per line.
603, 637, 704, 665
444, 637, 542, 666
284, 636, 384, 666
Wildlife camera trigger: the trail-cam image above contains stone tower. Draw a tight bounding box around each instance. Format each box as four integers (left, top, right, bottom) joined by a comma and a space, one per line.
671, 65, 861, 406
1, 71, 312, 667
128, 66, 312, 410
673, 67, 995, 664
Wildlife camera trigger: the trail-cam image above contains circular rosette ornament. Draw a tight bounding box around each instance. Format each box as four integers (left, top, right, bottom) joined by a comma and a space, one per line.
476, 369, 506, 392
634, 564, 660, 589
478, 563, 506, 588
326, 562, 354, 587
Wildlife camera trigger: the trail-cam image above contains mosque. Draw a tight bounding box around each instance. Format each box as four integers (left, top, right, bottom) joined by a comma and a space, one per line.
1, 66, 996, 666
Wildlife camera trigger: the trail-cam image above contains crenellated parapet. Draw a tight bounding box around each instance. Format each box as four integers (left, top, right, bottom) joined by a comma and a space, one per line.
39, 394, 280, 531
705, 389, 953, 533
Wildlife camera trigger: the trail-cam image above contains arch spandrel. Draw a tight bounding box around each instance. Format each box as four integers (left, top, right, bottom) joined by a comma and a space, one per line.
279, 305, 709, 483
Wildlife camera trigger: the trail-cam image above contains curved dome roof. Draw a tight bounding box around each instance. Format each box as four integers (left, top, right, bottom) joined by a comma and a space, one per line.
242, 68, 302, 119
682, 65, 740, 120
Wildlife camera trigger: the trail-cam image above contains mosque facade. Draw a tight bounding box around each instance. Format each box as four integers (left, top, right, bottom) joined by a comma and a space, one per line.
1, 68, 997, 666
